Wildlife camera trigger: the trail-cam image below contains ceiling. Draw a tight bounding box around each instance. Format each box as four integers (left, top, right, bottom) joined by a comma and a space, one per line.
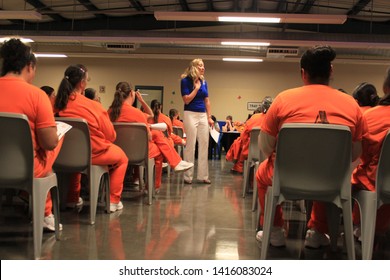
1, 0, 390, 63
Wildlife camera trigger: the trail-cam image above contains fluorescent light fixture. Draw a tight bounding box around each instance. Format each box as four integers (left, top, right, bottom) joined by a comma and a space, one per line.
221, 41, 270, 46
223, 58, 263, 62
34, 53, 68, 58
0, 37, 34, 43
154, 12, 346, 24
0, 11, 42, 20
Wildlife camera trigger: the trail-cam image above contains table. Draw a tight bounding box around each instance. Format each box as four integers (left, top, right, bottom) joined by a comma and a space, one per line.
220, 131, 240, 154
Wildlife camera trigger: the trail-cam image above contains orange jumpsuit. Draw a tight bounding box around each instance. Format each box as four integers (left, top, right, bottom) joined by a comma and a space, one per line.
226, 113, 265, 173
149, 113, 184, 146
58, 93, 128, 203
112, 103, 182, 189
257, 85, 365, 233
0, 76, 63, 216
351, 105, 390, 233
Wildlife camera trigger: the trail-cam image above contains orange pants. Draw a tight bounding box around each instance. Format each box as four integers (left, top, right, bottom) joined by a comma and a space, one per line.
34, 138, 64, 217
150, 130, 182, 188
92, 144, 128, 203
256, 157, 328, 233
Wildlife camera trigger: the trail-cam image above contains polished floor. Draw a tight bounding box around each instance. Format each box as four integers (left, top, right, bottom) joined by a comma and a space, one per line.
1, 158, 389, 260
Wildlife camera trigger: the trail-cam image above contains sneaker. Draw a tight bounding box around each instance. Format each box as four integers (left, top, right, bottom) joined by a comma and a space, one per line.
43, 214, 63, 232
256, 227, 286, 247
162, 162, 169, 168
66, 197, 84, 212
304, 229, 330, 248
110, 201, 124, 213
174, 160, 194, 172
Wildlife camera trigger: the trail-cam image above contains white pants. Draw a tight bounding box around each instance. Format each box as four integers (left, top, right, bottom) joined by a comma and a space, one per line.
183, 111, 209, 181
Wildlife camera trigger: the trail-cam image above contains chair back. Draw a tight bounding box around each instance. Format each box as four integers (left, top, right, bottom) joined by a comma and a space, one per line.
53, 118, 91, 172
112, 123, 149, 166
273, 123, 352, 205
0, 113, 33, 191
248, 127, 261, 162
173, 126, 184, 138
376, 130, 390, 205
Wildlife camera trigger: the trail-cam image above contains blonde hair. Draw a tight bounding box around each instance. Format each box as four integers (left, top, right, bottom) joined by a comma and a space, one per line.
181, 58, 204, 81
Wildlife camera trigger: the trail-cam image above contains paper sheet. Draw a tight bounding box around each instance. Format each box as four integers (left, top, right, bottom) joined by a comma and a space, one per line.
56, 121, 72, 140
209, 127, 220, 144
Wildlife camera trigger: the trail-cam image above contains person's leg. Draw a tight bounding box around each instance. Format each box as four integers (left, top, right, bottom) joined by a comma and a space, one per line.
256, 159, 284, 229
151, 130, 181, 168
92, 144, 128, 203
149, 141, 163, 189
183, 111, 198, 182
196, 113, 210, 181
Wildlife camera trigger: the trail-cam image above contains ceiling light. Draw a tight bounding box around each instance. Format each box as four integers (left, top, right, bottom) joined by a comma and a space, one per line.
34, 53, 68, 58
0, 11, 42, 20
154, 12, 347, 24
223, 58, 263, 62
0, 37, 34, 43
221, 41, 270, 46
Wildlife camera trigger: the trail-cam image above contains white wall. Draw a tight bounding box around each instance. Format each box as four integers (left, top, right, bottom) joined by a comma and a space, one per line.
34, 57, 389, 122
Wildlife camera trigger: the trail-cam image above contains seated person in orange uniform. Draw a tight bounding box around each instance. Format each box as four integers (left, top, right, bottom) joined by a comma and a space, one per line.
0, 38, 63, 232
169, 108, 185, 133
226, 97, 273, 173
149, 99, 186, 147
351, 68, 390, 240
55, 64, 128, 213
352, 82, 379, 113
255, 46, 365, 249
108, 82, 193, 192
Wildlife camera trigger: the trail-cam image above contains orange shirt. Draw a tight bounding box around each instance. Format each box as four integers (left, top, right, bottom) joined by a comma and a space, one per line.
0, 76, 55, 158
262, 85, 365, 143
111, 102, 152, 136
240, 113, 265, 145
57, 93, 116, 158
352, 105, 390, 191
172, 118, 185, 131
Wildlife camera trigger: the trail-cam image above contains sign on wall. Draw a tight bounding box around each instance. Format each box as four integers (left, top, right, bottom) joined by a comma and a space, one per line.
247, 102, 262, 111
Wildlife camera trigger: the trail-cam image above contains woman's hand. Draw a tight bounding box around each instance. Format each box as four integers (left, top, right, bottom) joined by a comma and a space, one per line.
194, 79, 201, 91
135, 90, 143, 101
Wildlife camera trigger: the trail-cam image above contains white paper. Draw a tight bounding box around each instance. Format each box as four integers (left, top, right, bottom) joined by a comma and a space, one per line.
209, 126, 220, 143
56, 121, 72, 140
150, 122, 167, 131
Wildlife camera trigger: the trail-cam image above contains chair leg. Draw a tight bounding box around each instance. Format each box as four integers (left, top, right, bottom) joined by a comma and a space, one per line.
50, 186, 60, 241
242, 159, 250, 198
341, 200, 356, 260
147, 159, 155, 205
104, 174, 110, 214
260, 187, 276, 260
33, 188, 45, 260
353, 190, 376, 260
252, 162, 259, 212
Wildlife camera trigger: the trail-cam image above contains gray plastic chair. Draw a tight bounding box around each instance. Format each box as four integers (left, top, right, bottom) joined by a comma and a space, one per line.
353, 130, 390, 259
113, 123, 155, 205
242, 127, 262, 198
53, 117, 110, 225
173, 126, 184, 158
0, 112, 60, 259
260, 123, 355, 260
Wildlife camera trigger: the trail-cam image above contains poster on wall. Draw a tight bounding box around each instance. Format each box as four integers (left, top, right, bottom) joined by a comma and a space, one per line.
247, 102, 262, 111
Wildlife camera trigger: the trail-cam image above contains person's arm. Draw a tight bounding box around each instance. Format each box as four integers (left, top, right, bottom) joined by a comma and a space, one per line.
182, 78, 201, 105
135, 90, 154, 119
36, 126, 59, 150
204, 97, 214, 126
259, 130, 276, 158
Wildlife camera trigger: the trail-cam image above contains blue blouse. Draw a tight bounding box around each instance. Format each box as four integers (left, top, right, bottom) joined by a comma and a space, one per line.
181, 76, 208, 113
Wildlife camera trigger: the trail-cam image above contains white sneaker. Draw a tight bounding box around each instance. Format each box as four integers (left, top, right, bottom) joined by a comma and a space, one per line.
43, 214, 63, 232
353, 226, 362, 242
174, 160, 194, 172
66, 197, 84, 212
304, 229, 330, 248
162, 162, 169, 168
256, 227, 286, 247
110, 201, 124, 213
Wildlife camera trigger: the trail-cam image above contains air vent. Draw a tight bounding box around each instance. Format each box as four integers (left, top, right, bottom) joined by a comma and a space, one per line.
266, 47, 299, 58
105, 43, 137, 51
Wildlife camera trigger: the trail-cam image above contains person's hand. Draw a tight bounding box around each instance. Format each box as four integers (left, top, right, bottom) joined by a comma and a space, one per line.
194, 79, 201, 91
208, 116, 214, 127
135, 90, 143, 101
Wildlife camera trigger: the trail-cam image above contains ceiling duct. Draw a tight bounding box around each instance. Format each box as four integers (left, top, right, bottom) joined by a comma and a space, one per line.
266, 47, 299, 58
105, 43, 138, 51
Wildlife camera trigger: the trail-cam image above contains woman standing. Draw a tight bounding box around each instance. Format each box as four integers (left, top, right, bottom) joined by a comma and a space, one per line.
180, 58, 214, 184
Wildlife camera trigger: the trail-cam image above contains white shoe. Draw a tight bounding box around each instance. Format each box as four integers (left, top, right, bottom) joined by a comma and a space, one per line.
162, 162, 169, 168
304, 229, 330, 248
43, 214, 63, 232
256, 227, 286, 247
110, 201, 124, 213
66, 197, 84, 212
174, 160, 194, 172
353, 226, 362, 242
